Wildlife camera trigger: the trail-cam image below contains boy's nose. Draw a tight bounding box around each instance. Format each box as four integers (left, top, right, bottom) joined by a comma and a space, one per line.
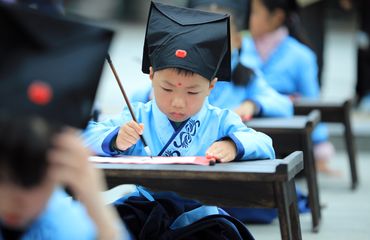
171, 97, 185, 108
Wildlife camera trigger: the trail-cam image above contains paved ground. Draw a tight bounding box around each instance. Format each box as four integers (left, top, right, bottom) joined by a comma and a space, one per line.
248, 150, 370, 240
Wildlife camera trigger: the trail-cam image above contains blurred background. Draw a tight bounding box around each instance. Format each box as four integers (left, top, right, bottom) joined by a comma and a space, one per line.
61, 0, 363, 112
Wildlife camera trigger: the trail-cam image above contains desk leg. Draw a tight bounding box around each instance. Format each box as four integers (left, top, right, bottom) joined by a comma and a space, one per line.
274, 180, 302, 240
289, 181, 302, 240
303, 133, 321, 232
344, 105, 359, 190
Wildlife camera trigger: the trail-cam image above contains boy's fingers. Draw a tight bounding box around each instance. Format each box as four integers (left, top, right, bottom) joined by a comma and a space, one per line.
120, 124, 142, 140
214, 151, 226, 161
48, 149, 85, 170
209, 146, 223, 156
206, 144, 217, 157
206, 151, 220, 160
128, 121, 144, 135
48, 166, 79, 187
52, 131, 86, 155
121, 127, 139, 141
121, 135, 137, 145
121, 124, 135, 135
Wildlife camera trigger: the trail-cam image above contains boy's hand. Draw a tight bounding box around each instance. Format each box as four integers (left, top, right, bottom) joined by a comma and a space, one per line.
47, 128, 104, 196
48, 128, 127, 239
115, 120, 144, 151
206, 140, 237, 163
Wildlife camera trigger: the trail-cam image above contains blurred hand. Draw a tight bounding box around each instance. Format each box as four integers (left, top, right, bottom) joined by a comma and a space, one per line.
48, 128, 128, 240
47, 128, 104, 196
234, 100, 257, 120
288, 94, 301, 102
115, 120, 144, 151
206, 140, 237, 163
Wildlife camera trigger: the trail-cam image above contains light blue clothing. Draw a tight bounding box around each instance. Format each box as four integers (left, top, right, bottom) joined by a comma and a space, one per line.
241, 35, 319, 97
83, 99, 275, 160
241, 35, 328, 143
209, 49, 293, 117
0, 188, 96, 240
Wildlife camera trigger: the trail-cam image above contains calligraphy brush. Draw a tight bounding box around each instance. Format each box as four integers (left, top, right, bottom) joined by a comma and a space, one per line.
106, 54, 153, 157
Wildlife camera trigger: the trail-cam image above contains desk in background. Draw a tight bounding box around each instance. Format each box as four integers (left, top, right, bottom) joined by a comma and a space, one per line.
247, 110, 321, 232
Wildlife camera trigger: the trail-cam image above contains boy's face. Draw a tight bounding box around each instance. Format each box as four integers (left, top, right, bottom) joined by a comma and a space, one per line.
0, 178, 55, 229
150, 67, 217, 122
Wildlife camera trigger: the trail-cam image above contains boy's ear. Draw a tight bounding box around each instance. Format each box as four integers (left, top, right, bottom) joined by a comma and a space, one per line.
209, 77, 218, 90
149, 66, 154, 81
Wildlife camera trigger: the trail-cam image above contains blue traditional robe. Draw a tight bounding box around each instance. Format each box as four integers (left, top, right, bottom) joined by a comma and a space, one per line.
83, 99, 275, 160
209, 49, 293, 117
241, 35, 328, 143
0, 188, 96, 240
241, 35, 319, 97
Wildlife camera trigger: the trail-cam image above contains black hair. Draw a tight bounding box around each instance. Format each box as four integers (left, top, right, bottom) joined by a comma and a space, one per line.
259, 0, 312, 48
0, 114, 59, 188
172, 67, 195, 77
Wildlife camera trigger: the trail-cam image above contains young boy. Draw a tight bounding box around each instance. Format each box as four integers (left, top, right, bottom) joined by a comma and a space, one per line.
0, 4, 130, 238
83, 2, 274, 162
0, 115, 129, 240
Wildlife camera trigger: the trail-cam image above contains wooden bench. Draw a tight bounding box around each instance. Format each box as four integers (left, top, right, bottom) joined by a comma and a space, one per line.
247, 110, 321, 232
96, 151, 304, 240
294, 98, 358, 189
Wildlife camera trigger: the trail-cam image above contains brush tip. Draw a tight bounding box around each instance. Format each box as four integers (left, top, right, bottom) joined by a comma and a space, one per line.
144, 146, 152, 157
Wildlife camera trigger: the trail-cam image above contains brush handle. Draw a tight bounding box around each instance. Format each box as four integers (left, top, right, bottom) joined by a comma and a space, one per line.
106, 54, 151, 153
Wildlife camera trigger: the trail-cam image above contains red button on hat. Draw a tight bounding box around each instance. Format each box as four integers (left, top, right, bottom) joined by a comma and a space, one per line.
175, 49, 187, 58
27, 81, 53, 105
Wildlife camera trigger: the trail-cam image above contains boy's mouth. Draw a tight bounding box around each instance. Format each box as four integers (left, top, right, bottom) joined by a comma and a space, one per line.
169, 112, 186, 120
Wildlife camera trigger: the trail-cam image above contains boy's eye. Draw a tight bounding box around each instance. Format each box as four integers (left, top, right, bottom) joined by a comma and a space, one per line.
162, 87, 172, 92
188, 91, 199, 95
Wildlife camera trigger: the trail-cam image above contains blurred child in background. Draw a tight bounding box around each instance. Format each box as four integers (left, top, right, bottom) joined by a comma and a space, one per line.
242, 0, 339, 175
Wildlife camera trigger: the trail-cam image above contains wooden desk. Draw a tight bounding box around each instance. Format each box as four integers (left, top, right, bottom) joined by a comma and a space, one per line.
247, 110, 321, 232
294, 99, 358, 189
97, 152, 304, 240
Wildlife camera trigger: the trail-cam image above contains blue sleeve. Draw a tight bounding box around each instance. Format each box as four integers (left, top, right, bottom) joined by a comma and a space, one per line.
245, 71, 294, 117
25, 189, 97, 240
221, 110, 275, 161
296, 49, 320, 98
311, 123, 329, 144
31, 188, 133, 240
82, 109, 134, 156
